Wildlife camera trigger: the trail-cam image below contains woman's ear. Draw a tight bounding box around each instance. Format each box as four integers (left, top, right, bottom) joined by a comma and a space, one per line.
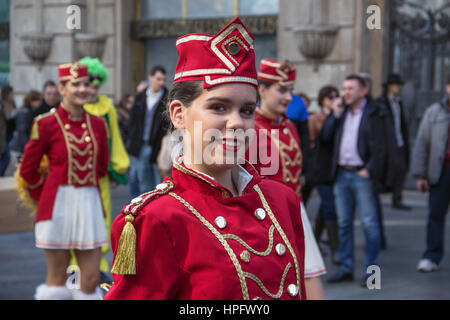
257, 85, 266, 101
58, 83, 66, 97
169, 100, 186, 130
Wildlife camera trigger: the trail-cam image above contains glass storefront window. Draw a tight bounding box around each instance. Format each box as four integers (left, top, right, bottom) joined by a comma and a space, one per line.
187, 0, 233, 18
0, 0, 9, 22
141, 0, 279, 19
141, 0, 279, 88
0, 0, 10, 87
141, 0, 182, 19
240, 0, 278, 16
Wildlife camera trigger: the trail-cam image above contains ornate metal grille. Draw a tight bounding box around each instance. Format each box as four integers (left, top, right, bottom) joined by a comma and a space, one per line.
388, 0, 450, 135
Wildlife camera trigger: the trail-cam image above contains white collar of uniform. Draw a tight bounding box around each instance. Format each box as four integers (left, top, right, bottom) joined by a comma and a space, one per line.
177, 157, 253, 196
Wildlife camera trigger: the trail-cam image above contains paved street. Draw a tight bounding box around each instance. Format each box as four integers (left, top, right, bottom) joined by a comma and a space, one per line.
0, 186, 449, 300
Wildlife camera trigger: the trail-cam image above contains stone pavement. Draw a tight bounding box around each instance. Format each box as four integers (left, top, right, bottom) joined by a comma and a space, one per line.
0, 186, 448, 300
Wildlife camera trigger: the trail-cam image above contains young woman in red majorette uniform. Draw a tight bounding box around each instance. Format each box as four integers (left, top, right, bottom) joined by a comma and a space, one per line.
247, 58, 327, 299
18, 62, 109, 300
104, 18, 308, 300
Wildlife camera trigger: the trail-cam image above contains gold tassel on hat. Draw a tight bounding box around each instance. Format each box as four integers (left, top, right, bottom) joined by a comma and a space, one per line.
111, 214, 137, 275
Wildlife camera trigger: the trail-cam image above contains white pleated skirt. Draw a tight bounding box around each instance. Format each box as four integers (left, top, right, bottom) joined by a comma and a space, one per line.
300, 202, 327, 278
35, 186, 108, 250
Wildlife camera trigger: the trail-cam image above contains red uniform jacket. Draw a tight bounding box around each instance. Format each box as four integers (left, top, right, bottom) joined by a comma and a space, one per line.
248, 110, 303, 200
105, 161, 306, 300
20, 106, 109, 223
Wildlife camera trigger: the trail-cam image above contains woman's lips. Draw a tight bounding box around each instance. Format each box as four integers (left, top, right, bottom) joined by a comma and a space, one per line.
220, 138, 242, 152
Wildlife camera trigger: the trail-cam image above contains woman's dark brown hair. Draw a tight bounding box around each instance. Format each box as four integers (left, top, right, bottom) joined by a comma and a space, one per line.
23, 90, 42, 108
1, 85, 13, 102
164, 81, 203, 131
317, 86, 339, 107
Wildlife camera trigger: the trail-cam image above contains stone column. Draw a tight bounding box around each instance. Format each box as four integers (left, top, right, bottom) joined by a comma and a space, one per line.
10, 0, 87, 104
10, 0, 136, 103
278, 0, 387, 109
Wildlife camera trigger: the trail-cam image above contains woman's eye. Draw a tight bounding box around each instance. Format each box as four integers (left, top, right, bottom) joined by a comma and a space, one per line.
241, 107, 255, 116
210, 105, 226, 112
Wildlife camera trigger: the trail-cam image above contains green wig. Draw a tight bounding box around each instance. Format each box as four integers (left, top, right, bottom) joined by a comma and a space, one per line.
79, 56, 109, 87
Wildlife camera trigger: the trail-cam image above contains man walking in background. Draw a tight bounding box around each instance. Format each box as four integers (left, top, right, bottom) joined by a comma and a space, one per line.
376, 73, 411, 210
412, 77, 450, 272
322, 74, 386, 286
127, 66, 168, 198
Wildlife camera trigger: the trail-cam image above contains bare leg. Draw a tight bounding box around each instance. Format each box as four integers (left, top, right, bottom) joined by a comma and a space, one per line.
305, 277, 325, 300
73, 248, 101, 294
44, 249, 71, 286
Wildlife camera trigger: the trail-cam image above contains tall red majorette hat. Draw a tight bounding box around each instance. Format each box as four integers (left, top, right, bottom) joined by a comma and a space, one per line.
173, 17, 258, 89
57, 61, 89, 83
257, 58, 296, 86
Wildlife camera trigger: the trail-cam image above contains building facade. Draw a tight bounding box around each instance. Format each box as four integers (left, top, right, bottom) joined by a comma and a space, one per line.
5, 0, 450, 137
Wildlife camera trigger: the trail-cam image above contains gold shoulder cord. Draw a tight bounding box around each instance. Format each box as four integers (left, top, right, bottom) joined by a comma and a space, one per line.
168, 191, 250, 300
253, 185, 302, 300
169, 185, 301, 300
223, 225, 275, 257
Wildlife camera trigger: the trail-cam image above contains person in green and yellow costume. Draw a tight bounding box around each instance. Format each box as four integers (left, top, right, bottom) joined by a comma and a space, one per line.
77, 56, 130, 278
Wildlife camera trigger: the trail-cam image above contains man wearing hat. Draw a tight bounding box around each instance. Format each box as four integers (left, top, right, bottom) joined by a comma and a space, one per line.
376, 73, 411, 210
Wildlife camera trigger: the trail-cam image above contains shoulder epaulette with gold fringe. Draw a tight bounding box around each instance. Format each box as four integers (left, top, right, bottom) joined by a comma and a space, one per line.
111, 180, 174, 275
30, 108, 56, 141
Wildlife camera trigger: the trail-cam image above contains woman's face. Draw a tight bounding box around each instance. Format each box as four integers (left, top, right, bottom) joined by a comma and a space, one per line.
30, 99, 41, 109
59, 79, 91, 108
126, 96, 135, 110
322, 91, 338, 111
171, 83, 257, 173
259, 83, 293, 117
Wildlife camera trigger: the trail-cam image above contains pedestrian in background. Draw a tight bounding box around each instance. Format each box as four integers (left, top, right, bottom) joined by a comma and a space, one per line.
136, 80, 148, 94
116, 93, 134, 141
358, 72, 388, 250
323, 74, 386, 286
126, 66, 168, 199
32, 80, 60, 119
412, 77, 450, 273
376, 73, 411, 210
10, 90, 42, 159
0, 85, 16, 175
309, 85, 340, 265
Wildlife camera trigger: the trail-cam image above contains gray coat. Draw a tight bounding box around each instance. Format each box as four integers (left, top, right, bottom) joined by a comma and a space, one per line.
0, 102, 6, 154
411, 96, 450, 185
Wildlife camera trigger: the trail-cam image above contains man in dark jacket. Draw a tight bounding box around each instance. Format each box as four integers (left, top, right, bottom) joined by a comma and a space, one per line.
322, 74, 387, 286
127, 66, 169, 199
376, 73, 411, 210
32, 81, 60, 119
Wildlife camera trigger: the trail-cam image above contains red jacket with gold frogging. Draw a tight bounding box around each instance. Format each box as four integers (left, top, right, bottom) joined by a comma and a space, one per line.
20, 106, 109, 223
105, 161, 306, 300
249, 110, 303, 200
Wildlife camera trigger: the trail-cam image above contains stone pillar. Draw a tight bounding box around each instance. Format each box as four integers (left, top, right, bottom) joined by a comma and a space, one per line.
278, 0, 387, 109
10, 0, 87, 104
10, 0, 135, 104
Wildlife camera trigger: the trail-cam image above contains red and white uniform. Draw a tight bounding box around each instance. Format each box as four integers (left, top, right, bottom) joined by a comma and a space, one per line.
20, 100, 109, 249
250, 58, 326, 278
105, 18, 307, 300
21, 106, 109, 222
252, 110, 304, 200
105, 161, 306, 300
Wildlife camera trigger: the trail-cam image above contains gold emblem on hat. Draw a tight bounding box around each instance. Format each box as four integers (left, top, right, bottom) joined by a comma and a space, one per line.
227, 42, 241, 55
70, 63, 80, 78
